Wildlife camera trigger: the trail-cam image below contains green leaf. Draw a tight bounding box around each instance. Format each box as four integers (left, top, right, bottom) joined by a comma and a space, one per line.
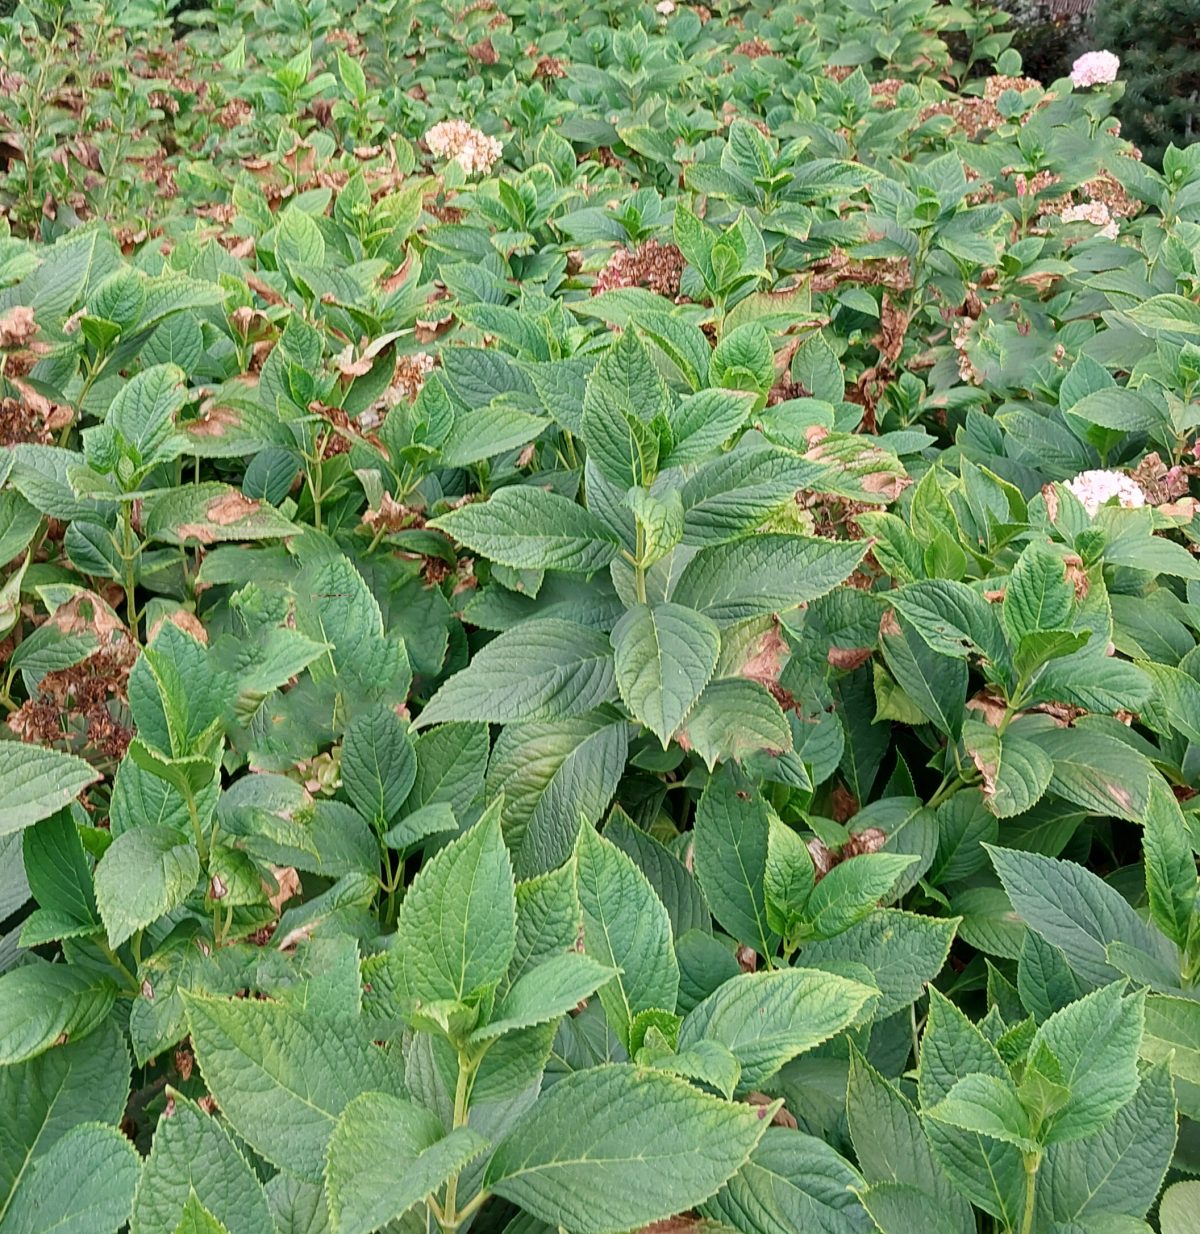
605, 809, 709, 939
417, 620, 616, 726
847, 1049, 974, 1229
1160, 1182, 1200, 1234
2, 1123, 140, 1234
1140, 994, 1200, 1121
106, 363, 188, 465
858, 1182, 976, 1234
1037, 726, 1153, 822
325, 1093, 487, 1234
917, 991, 1024, 1225
678, 967, 874, 1091
184, 994, 404, 1181
0, 745, 101, 836
144, 482, 300, 545
1141, 776, 1197, 949
1003, 543, 1073, 642
611, 602, 720, 746
485, 1065, 769, 1234
171, 1195, 232, 1234
702, 1127, 869, 1234
431, 487, 621, 573
131, 1091, 272, 1234
94, 824, 200, 948
1038, 1063, 1176, 1225
340, 705, 416, 829
926, 1072, 1037, 1151
1029, 982, 1145, 1145
682, 678, 793, 769
800, 909, 957, 1018
0, 1021, 129, 1220
488, 711, 629, 879
510, 859, 582, 986
963, 721, 1053, 818
0, 490, 41, 568
21, 809, 100, 944
1126, 293, 1200, 335
473, 952, 616, 1043
988, 846, 1174, 989
387, 804, 517, 1005
672, 534, 866, 626
382, 802, 458, 851
693, 768, 778, 957
576, 824, 679, 1049
800, 853, 916, 941
0, 965, 117, 1065
764, 818, 815, 938
889, 580, 1007, 663
663, 388, 756, 467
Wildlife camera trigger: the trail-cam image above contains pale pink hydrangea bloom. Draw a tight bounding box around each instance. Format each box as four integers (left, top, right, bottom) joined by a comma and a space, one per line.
1065, 469, 1146, 516
1060, 201, 1120, 239
656, 0, 676, 13
1070, 51, 1120, 88
423, 120, 504, 176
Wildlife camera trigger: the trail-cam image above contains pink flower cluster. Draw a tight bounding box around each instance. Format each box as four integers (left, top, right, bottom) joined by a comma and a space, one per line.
1065, 469, 1146, 516
424, 120, 504, 176
1060, 201, 1119, 240
1070, 51, 1120, 89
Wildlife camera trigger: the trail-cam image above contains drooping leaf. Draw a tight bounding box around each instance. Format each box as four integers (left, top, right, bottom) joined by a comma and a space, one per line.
485, 1065, 770, 1234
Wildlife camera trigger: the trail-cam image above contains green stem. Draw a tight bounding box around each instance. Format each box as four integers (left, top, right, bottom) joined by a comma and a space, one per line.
120, 503, 140, 642
438, 1049, 485, 1232
1019, 1152, 1041, 1234
634, 524, 647, 604
98, 941, 140, 996
186, 791, 209, 863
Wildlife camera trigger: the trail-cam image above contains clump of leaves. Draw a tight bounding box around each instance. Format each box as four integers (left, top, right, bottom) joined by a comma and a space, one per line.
1, 0, 1199, 1233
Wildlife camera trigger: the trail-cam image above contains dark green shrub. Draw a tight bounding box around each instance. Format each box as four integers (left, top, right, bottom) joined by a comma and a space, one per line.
1091, 0, 1200, 164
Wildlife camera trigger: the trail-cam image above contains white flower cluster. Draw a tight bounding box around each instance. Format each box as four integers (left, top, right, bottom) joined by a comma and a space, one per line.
1070, 51, 1120, 89
1065, 469, 1147, 516
1060, 201, 1119, 240
424, 120, 504, 176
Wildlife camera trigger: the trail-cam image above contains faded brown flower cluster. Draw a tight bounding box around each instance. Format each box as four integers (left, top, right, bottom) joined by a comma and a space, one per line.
7, 592, 136, 766
593, 239, 686, 298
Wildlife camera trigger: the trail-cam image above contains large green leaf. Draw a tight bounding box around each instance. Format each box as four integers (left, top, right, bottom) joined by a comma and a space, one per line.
611, 602, 720, 746
576, 824, 679, 1049
93, 824, 200, 947
487, 711, 628, 878
417, 619, 616, 726
672, 534, 866, 626
383, 804, 517, 1006
847, 1049, 974, 1230
0, 745, 100, 837
678, 968, 874, 1091
1037, 1063, 1176, 1225
1030, 982, 1145, 1144
988, 846, 1175, 988
0, 1021, 130, 1221
2, 1123, 140, 1234
693, 768, 778, 957
485, 1065, 769, 1234
0, 964, 117, 1065
432, 486, 621, 573
473, 951, 616, 1043
131, 1091, 273, 1234
340, 704, 416, 828
325, 1093, 487, 1234
701, 1127, 870, 1234
183, 995, 405, 1181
